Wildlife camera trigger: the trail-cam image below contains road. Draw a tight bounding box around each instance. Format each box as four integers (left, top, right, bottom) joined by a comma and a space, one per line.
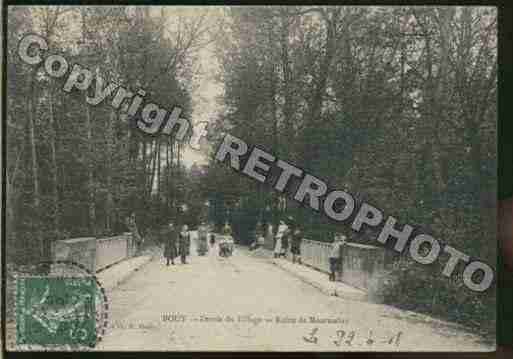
97, 235, 493, 352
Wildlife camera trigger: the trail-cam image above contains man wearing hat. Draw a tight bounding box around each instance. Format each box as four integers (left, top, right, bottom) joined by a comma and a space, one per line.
179, 224, 191, 264
163, 222, 178, 266
329, 233, 347, 281
286, 216, 302, 264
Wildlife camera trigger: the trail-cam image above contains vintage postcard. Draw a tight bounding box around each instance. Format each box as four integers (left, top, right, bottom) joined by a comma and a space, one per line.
3, 4, 497, 352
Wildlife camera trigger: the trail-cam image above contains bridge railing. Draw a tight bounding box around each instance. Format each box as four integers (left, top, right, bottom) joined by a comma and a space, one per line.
282, 236, 393, 300
297, 239, 332, 273
96, 235, 130, 271
53, 237, 97, 272
339, 242, 388, 292
52, 233, 134, 273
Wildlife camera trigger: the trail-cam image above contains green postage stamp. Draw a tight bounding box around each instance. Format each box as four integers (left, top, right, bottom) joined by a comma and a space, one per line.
16, 277, 97, 348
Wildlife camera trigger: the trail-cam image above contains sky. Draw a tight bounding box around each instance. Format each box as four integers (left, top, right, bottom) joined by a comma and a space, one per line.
161, 7, 224, 168
182, 67, 222, 168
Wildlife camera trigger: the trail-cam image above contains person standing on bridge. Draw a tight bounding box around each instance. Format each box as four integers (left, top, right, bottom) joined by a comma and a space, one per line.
164, 222, 178, 266
250, 221, 264, 250
126, 212, 143, 255
289, 218, 303, 264
329, 234, 346, 281
178, 224, 191, 264
274, 220, 288, 259
222, 221, 233, 236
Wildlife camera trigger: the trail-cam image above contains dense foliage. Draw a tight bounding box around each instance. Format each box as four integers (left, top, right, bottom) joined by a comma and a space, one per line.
199, 6, 497, 334
6, 5, 497, 336
6, 6, 214, 263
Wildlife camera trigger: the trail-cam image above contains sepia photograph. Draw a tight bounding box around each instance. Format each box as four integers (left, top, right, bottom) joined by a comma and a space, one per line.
3, 4, 498, 352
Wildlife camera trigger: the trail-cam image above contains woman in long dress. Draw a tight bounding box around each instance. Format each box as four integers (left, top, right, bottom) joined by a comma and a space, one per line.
274, 220, 288, 258
164, 223, 178, 266
178, 225, 190, 264
126, 212, 143, 255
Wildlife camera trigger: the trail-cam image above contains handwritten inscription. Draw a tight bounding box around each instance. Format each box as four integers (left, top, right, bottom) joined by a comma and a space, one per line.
111, 314, 404, 347
303, 327, 403, 347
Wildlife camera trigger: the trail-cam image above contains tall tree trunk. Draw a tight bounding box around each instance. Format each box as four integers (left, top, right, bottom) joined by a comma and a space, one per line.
303, 9, 341, 169
433, 8, 453, 192
177, 141, 181, 173
156, 138, 161, 199
48, 89, 60, 232
309, 10, 340, 123
6, 148, 24, 246
140, 139, 147, 206
27, 73, 44, 257
421, 32, 444, 206
105, 109, 115, 233
85, 103, 96, 236
165, 139, 170, 209
176, 142, 182, 214
280, 14, 293, 155
269, 61, 280, 228
80, 8, 96, 236
149, 140, 158, 197
169, 138, 175, 212
28, 78, 40, 209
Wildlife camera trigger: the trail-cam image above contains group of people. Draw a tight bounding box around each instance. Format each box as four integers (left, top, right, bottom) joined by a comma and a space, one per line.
273, 216, 303, 264
163, 223, 191, 266
163, 221, 235, 263
161, 216, 347, 283
273, 216, 348, 282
